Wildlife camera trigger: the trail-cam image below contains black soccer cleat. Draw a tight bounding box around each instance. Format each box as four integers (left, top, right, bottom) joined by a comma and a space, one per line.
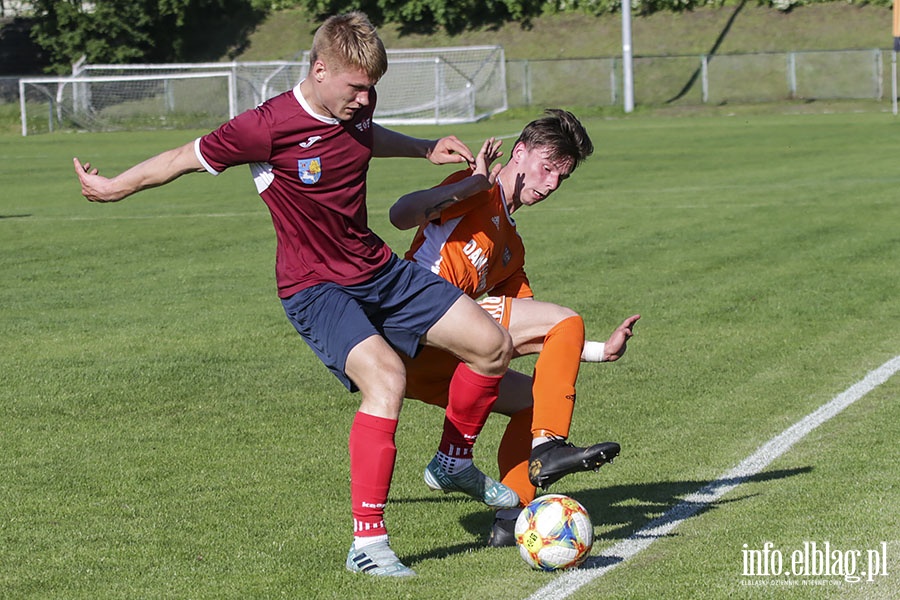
487, 512, 519, 548
528, 438, 621, 489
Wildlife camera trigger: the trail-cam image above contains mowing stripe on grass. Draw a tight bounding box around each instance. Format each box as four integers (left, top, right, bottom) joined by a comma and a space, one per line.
16, 212, 266, 221
527, 355, 900, 600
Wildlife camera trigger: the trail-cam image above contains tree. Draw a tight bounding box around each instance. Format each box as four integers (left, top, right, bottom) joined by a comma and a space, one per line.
298, 0, 547, 34
30, 0, 268, 73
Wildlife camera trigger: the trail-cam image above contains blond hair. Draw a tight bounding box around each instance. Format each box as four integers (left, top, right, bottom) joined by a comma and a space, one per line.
309, 12, 388, 81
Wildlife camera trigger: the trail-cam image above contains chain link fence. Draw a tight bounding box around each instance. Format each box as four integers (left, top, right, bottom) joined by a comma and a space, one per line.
1, 75, 19, 102
5, 48, 897, 120
506, 48, 891, 109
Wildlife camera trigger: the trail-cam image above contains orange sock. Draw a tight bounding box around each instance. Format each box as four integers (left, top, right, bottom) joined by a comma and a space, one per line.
498, 406, 535, 506
532, 315, 585, 440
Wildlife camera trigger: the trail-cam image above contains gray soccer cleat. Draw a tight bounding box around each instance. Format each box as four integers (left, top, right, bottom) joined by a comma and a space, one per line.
424, 455, 520, 509
346, 540, 416, 577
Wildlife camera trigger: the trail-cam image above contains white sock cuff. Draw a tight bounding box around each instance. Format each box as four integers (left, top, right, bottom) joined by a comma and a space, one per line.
354, 533, 389, 549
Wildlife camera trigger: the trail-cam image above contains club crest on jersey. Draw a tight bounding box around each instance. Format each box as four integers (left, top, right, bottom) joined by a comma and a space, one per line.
297, 158, 322, 184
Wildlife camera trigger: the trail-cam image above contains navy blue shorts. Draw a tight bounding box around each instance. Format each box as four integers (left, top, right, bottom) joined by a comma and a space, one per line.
281, 255, 464, 391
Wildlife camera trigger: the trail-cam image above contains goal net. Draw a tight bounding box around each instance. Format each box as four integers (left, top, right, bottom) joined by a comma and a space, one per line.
19, 46, 507, 135
295, 46, 508, 125
67, 61, 304, 123
19, 72, 235, 136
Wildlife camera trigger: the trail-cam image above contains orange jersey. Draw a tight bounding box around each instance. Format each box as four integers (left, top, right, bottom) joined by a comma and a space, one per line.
404, 170, 533, 299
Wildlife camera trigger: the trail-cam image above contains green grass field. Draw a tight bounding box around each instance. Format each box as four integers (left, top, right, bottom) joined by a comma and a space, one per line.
1, 111, 898, 599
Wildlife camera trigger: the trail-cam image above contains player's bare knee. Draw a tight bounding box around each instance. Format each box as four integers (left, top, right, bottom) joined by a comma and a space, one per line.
552, 305, 580, 325
478, 324, 513, 375
356, 362, 406, 417
348, 343, 406, 405
371, 356, 406, 396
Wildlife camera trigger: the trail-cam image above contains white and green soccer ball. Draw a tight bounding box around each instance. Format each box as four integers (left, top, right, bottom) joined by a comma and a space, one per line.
515, 493, 593, 571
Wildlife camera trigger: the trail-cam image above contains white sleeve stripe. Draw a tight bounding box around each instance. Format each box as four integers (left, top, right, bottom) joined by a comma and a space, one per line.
412, 216, 462, 274
193, 137, 220, 176
249, 162, 275, 194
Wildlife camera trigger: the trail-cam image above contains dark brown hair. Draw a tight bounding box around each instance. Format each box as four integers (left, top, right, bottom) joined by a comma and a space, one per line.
515, 109, 594, 171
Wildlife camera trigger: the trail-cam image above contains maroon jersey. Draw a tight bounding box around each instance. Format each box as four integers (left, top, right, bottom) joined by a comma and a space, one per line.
196, 84, 392, 298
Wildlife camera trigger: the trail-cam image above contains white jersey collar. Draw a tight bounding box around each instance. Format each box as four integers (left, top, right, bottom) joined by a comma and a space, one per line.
293, 81, 340, 125
496, 180, 516, 226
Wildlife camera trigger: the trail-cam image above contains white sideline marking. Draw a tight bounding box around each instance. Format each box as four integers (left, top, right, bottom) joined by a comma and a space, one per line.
526, 355, 900, 600
12, 212, 264, 222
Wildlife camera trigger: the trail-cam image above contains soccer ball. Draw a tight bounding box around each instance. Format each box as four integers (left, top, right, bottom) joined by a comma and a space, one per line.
515, 494, 593, 571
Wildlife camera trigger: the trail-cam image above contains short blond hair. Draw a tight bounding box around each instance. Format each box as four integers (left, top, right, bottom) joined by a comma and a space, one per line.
309, 12, 388, 81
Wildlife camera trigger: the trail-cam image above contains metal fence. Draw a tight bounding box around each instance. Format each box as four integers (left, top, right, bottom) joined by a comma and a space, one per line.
0, 76, 19, 102
5, 48, 895, 114
507, 48, 890, 108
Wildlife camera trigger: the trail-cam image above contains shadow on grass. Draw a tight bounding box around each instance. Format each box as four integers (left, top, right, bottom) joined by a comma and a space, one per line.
577, 466, 813, 542
399, 466, 811, 565
665, 0, 748, 104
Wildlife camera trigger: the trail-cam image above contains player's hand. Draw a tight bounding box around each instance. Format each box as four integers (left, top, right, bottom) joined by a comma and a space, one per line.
426, 135, 474, 165
603, 314, 640, 362
73, 157, 123, 203
472, 137, 503, 187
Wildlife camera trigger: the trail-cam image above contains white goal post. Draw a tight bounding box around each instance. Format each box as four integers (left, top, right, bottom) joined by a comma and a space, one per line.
19, 71, 236, 136
360, 46, 508, 125
293, 45, 508, 124
20, 45, 506, 134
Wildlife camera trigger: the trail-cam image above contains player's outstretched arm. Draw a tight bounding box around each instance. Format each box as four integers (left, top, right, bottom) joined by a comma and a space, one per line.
371, 124, 474, 165
74, 141, 204, 203
596, 314, 641, 362
389, 137, 503, 230
425, 134, 475, 165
